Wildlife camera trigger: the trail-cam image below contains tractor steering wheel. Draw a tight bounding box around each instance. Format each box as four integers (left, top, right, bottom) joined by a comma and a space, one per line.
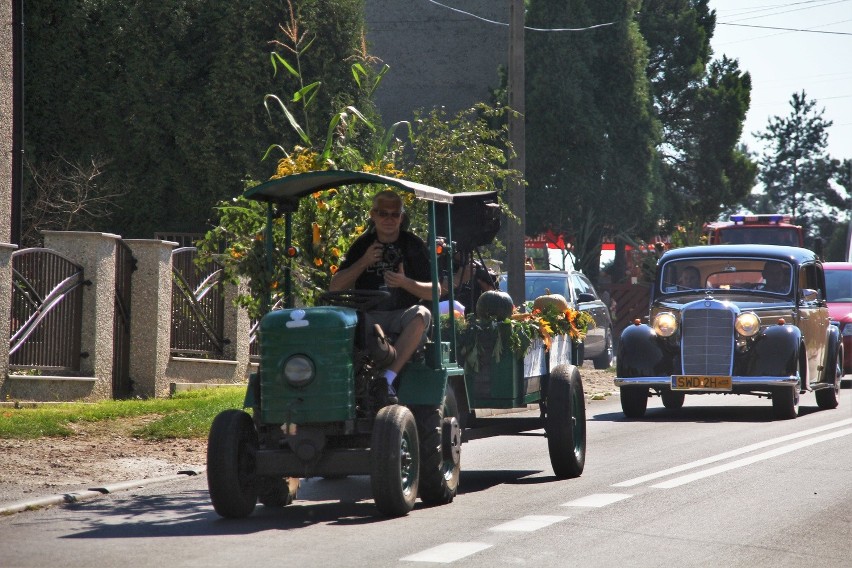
317, 289, 391, 311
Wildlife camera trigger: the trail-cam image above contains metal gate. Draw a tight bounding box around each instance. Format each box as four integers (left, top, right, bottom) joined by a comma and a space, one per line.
171, 247, 225, 358
112, 240, 136, 397
10, 248, 86, 373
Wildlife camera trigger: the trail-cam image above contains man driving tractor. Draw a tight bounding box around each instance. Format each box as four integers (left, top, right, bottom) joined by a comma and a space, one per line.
329, 190, 434, 405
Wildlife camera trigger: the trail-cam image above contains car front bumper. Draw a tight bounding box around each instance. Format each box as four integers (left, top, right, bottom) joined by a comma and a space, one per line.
614, 376, 799, 389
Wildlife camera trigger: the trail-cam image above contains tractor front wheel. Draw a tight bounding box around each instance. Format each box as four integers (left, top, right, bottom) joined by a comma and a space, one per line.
370, 405, 420, 516
207, 409, 259, 518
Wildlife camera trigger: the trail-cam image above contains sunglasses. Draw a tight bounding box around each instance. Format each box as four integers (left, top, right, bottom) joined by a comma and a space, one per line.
372, 209, 402, 219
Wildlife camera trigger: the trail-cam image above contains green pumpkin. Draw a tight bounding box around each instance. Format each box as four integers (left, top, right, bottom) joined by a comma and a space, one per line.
475, 290, 515, 320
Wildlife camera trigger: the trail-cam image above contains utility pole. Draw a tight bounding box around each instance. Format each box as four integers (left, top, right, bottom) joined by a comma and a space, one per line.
506, 0, 525, 304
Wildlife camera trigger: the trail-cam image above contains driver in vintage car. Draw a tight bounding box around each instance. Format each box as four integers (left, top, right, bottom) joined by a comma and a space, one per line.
760, 261, 791, 293
329, 190, 434, 404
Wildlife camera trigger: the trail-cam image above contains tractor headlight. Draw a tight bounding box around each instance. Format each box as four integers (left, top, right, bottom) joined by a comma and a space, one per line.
652, 312, 678, 337
283, 355, 315, 387
735, 312, 761, 337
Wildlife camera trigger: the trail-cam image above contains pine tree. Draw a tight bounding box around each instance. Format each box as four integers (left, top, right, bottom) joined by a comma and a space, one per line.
754, 91, 841, 243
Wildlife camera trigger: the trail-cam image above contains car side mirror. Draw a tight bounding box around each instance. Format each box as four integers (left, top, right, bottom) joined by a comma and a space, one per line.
577, 292, 596, 303
799, 288, 819, 303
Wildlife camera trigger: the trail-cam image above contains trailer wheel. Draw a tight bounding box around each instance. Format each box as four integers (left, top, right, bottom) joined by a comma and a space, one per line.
546, 364, 586, 479
414, 387, 461, 505
207, 409, 258, 518
258, 477, 299, 507
371, 405, 420, 516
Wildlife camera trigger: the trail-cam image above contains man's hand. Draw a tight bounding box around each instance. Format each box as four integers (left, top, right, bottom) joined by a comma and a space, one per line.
361, 241, 384, 269
384, 262, 407, 288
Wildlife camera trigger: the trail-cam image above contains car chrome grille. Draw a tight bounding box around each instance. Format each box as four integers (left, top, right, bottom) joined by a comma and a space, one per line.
680, 305, 734, 375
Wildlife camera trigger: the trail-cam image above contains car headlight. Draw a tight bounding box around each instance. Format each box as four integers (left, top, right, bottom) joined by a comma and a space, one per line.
652, 312, 678, 337
283, 355, 315, 387
735, 312, 761, 337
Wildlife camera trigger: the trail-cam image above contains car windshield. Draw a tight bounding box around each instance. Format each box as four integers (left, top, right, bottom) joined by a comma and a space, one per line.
660, 258, 793, 295
498, 274, 570, 301
825, 270, 852, 302
716, 227, 800, 246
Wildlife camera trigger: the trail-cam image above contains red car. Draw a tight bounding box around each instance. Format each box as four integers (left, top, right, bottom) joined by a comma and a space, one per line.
824, 262, 852, 377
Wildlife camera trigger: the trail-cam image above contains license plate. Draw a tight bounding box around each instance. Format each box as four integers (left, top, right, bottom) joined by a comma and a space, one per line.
671, 375, 733, 391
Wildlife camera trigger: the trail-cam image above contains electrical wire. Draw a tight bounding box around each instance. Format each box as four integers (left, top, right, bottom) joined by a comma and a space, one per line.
422, 0, 618, 32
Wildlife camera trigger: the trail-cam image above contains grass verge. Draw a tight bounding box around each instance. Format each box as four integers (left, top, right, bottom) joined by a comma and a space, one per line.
0, 387, 246, 440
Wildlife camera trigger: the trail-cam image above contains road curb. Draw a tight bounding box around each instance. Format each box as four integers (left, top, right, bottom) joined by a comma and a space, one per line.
0, 468, 205, 516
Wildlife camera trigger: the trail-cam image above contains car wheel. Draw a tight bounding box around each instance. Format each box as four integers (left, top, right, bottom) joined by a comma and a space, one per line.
816, 344, 842, 410
772, 386, 800, 420
546, 365, 586, 479
620, 386, 648, 418
206, 409, 259, 518
414, 387, 461, 505
370, 405, 420, 517
592, 329, 614, 370
661, 388, 685, 410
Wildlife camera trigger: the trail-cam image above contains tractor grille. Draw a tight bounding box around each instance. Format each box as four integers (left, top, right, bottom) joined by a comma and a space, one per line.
680, 305, 734, 375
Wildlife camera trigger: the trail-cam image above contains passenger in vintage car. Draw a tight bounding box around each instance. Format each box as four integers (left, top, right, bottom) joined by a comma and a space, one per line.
760, 261, 791, 293
677, 266, 702, 289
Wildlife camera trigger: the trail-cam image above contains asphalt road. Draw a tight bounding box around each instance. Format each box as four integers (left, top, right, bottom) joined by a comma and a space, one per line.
1, 390, 850, 568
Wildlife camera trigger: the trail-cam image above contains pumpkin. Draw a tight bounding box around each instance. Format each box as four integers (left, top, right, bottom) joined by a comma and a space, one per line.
533, 288, 570, 312
475, 290, 515, 320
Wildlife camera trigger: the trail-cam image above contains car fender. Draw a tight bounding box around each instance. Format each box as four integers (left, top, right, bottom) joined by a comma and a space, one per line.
749, 324, 801, 377
617, 323, 672, 377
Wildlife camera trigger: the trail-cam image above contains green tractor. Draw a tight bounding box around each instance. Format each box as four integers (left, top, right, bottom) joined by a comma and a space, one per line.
206, 170, 587, 518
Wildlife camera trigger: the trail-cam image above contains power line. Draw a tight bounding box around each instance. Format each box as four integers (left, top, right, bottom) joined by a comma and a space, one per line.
423, 0, 618, 32
717, 21, 852, 35
721, 0, 851, 22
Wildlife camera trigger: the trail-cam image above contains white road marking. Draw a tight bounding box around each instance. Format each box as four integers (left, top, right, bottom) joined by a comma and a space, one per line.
561, 493, 632, 508
613, 418, 852, 487
401, 542, 492, 563
652, 427, 852, 489
489, 515, 569, 532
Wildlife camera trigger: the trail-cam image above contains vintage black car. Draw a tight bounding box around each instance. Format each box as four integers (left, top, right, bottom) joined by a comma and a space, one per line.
615, 245, 844, 419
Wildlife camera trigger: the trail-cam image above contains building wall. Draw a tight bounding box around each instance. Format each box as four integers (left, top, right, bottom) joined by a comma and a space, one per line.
364, 0, 509, 125
1, 0, 13, 243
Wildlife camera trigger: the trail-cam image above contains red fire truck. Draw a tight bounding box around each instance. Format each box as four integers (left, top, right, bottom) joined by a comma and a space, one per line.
704, 214, 804, 247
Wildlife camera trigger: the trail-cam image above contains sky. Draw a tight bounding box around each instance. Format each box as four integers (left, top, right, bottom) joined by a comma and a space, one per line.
708, 0, 852, 162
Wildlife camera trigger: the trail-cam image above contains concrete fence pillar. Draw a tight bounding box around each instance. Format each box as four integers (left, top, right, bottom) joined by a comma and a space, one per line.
43, 231, 119, 400
0, 243, 18, 393
222, 278, 251, 374
124, 239, 177, 398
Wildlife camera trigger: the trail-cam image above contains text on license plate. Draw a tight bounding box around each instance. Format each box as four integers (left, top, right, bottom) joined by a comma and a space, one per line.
671, 375, 733, 391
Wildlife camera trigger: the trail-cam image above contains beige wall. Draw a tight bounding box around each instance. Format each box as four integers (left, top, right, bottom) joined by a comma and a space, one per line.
0, 1, 13, 244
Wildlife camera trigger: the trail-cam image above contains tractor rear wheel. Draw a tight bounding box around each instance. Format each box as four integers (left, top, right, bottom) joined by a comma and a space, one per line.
414, 387, 462, 505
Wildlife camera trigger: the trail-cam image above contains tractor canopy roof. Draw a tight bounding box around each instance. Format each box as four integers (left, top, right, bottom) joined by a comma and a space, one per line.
243, 170, 454, 207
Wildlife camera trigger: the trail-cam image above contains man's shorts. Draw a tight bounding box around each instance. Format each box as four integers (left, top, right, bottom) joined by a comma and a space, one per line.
366, 305, 432, 345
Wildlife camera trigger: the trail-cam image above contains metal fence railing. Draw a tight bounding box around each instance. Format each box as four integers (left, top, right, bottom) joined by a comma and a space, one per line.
170, 247, 226, 358
10, 248, 86, 373
112, 240, 136, 397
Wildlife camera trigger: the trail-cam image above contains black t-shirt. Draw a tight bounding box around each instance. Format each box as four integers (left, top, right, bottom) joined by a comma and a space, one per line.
339, 230, 431, 311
